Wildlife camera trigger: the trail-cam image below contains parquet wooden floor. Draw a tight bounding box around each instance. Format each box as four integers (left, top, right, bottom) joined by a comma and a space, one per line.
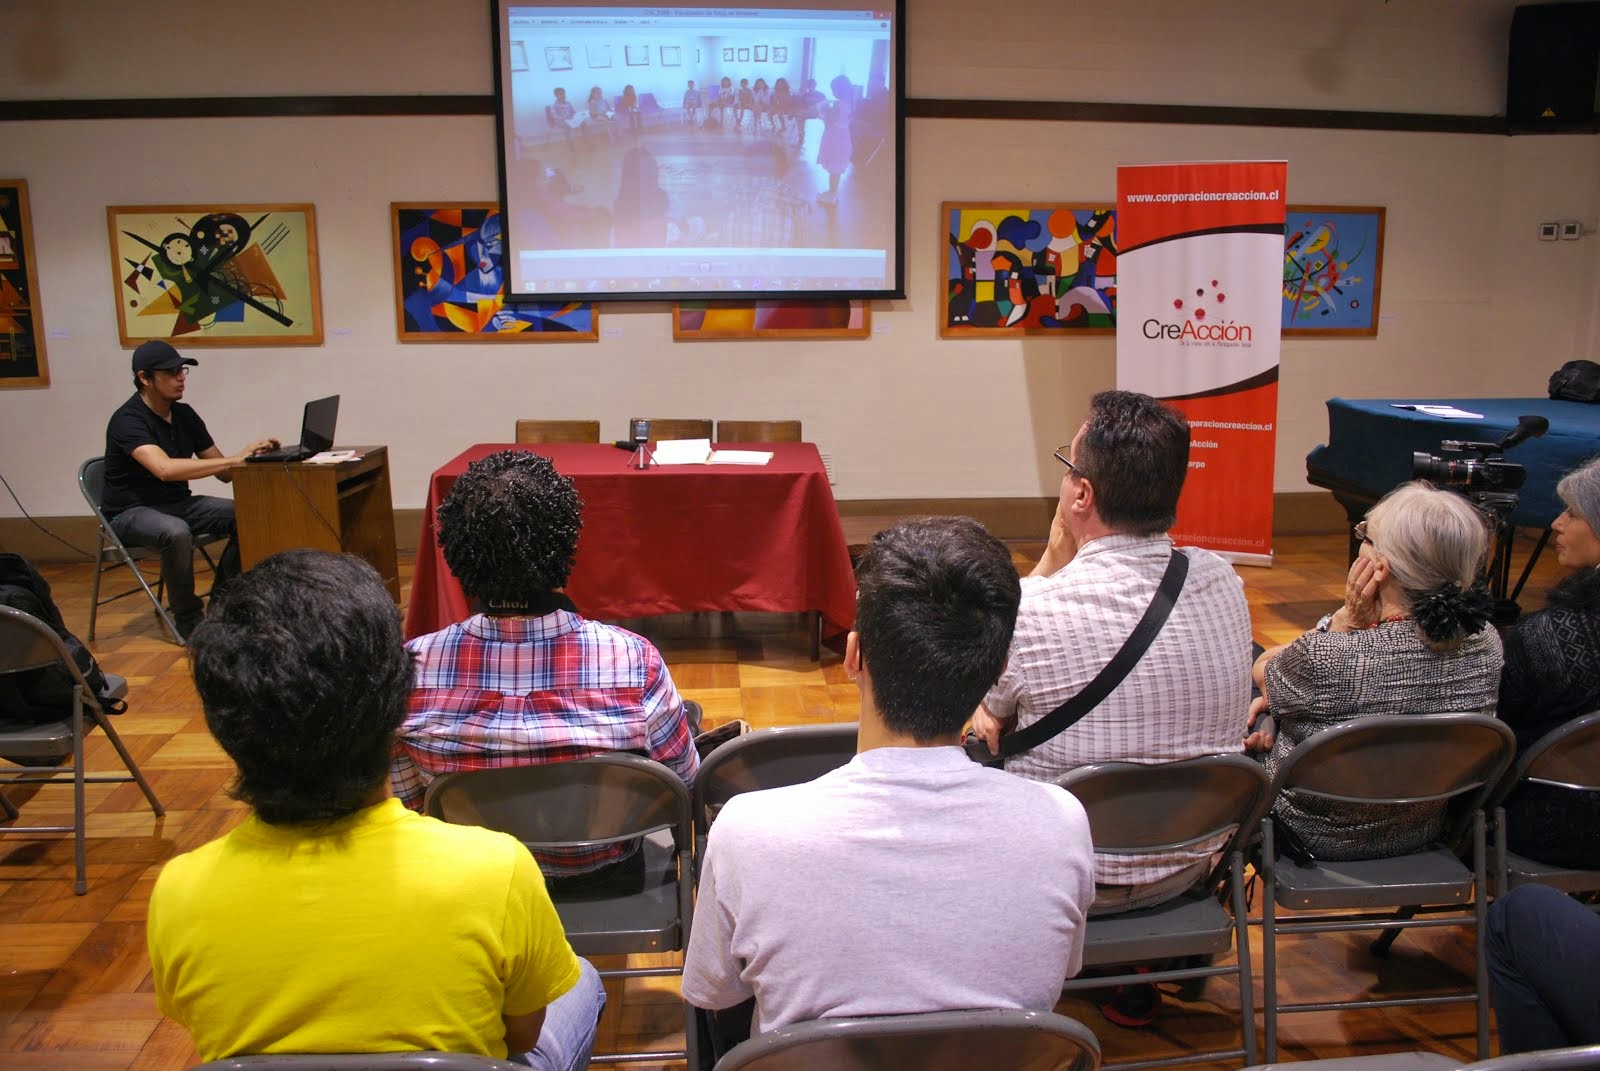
0, 529, 1566, 1070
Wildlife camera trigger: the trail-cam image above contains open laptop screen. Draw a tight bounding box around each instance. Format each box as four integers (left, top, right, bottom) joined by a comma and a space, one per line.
301, 395, 339, 454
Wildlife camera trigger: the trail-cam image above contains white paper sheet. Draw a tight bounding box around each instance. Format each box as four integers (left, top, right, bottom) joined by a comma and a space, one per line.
1390, 404, 1485, 419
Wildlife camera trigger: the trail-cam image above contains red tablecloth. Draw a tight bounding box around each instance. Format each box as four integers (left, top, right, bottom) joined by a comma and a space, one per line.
404, 442, 857, 641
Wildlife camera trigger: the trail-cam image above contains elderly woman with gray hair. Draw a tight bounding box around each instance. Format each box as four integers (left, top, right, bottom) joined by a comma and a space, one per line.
1497, 456, 1600, 869
1245, 481, 1503, 861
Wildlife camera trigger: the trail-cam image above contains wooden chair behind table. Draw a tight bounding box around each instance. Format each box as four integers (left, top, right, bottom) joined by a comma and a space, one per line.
716, 420, 802, 443
513, 420, 602, 445
635, 418, 713, 442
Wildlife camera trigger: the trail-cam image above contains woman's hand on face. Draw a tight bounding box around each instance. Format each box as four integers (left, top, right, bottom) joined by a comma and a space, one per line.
1340, 554, 1382, 629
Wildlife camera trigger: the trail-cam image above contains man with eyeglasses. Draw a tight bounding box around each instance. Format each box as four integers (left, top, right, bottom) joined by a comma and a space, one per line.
971, 391, 1252, 1022
102, 340, 280, 641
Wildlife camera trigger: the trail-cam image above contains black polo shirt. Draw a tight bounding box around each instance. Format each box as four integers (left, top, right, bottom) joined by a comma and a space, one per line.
103, 392, 216, 514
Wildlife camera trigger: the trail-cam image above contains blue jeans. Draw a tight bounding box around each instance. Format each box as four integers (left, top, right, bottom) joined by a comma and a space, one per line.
1487, 884, 1600, 1053
108, 495, 238, 619
516, 957, 606, 1071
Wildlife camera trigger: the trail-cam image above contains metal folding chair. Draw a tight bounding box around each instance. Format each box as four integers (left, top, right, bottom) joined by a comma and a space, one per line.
78, 455, 225, 644
1257, 713, 1517, 1061
425, 755, 697, 1068
0, 604, 164, 893
1056, 755, 1270, 1069
692, 722, 858, 878
711, 1007, 1101, 1071
192, 1053, 525, 1070
1488, 710, 1600, 897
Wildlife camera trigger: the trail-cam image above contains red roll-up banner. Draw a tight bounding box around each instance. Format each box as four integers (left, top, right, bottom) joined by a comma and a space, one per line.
1115, 161, 1287, 565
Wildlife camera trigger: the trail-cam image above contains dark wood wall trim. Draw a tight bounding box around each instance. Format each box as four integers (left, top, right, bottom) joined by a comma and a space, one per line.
6, 94, 1596, 135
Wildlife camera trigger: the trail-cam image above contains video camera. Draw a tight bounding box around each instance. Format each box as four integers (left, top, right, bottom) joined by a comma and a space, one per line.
1410, 414, 1547, 493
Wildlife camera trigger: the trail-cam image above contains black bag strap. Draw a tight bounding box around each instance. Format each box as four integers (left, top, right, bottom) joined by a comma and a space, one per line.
999, 548, 1190, 759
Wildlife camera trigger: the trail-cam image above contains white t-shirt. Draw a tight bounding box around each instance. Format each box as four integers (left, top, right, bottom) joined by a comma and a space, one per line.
681, 745, 1094, 1034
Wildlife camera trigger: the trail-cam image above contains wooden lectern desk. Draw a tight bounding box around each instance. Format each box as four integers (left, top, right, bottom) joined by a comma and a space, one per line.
231, 445, 400, 603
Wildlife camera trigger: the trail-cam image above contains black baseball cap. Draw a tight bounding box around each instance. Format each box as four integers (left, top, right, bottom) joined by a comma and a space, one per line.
131, 340, 198, 374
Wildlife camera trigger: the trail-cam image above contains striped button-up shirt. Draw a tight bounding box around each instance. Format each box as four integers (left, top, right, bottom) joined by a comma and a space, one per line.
984, 534, 1253, 887
393, 610, 698, 875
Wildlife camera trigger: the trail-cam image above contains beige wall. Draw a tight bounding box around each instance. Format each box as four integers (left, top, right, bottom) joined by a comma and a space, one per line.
1, 0, 1596, 519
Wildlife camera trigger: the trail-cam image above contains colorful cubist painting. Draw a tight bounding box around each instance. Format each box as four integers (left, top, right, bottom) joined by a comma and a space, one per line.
0, 180, 49, 389
672, 300, 869, 340
941, 202, 1118, 338
108, 204, 323, 347
391, 203, 598, 342
1282, 205, 1385, 337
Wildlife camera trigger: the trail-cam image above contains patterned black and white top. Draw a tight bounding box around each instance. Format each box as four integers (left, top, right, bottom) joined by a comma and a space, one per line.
1263, 618, 1503, 861
1499, 566, 1600, 868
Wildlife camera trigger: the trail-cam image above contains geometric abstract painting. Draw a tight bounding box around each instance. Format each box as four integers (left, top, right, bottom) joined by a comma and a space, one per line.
107, 204, 324, 346
0, 179, 49, 388
391, 203, 598, 342
1282, 205, 1385, 337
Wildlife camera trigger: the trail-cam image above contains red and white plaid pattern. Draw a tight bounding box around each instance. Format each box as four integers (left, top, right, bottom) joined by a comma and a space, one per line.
393, 610, 698, 876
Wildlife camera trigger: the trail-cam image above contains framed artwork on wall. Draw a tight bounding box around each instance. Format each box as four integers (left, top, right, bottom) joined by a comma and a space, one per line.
754, 44, 768, 61
625, 44, 649, 66
107, 203, 324, 347
545, 46, 572, 71
737, 47, 750, 61
586, 44, 612, 68
940, 201, 1118, 338
661, 45, 681, 66
1282, 205, 1385, 337
722, 47, 734, 61
0, 179, 49, 389
773, 46, 787, 62
510, 41, 528, 72
391, 203, 598, 342
672, 299, 870, 340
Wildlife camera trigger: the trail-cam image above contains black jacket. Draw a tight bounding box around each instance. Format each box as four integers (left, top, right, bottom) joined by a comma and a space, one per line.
0, 553, 112, 723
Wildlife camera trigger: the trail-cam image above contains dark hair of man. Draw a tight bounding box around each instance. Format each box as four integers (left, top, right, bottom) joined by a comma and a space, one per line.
189, 549, 414, 826
1073, 389, 1191, 534
854, 516, 1021, 742
436, 449, 584, 610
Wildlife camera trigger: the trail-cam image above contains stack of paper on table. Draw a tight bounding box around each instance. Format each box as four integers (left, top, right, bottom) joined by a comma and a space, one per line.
651, 439, 774, 466
1390, 404, 1485, 419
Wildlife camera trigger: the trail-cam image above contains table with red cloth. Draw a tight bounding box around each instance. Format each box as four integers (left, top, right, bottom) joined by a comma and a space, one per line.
404, 441, 857, 644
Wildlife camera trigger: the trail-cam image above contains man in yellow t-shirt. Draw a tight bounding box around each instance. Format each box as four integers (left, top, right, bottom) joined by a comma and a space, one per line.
146, 550, 605, 1069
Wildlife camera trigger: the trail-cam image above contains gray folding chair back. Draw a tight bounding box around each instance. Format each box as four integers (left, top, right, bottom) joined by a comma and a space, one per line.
1488, 710, 1600, 895
1464, 1046, 1600, 1071
192, 1053, 526, 1070
1258, 713, 1518, 1062
693, 722, 858, 852
423, 754, 696, 1068
1055, 755, 1269, 1069
0, 604, 164, 894
712, 1008, 1100, 1071
78, 455, 223, 644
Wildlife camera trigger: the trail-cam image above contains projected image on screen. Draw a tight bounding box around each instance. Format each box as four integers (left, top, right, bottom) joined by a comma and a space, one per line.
494, 2, 902, 301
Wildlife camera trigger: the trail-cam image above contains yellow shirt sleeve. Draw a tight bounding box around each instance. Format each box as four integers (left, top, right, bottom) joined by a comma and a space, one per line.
501, 844, 582, 1016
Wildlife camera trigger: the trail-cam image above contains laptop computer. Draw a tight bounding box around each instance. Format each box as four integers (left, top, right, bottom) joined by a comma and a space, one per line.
246, 395, 340, 463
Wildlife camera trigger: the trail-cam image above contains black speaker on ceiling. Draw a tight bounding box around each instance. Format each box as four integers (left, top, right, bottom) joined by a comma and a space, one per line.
1507, 1, 1600, 124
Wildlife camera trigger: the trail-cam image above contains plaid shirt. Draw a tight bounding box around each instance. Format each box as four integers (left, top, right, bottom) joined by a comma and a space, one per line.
393, 610, 699, 876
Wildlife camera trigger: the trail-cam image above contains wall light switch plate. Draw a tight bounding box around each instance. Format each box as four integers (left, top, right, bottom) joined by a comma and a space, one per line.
1560, 220, 1583, 240
1539, 222, 1560, 241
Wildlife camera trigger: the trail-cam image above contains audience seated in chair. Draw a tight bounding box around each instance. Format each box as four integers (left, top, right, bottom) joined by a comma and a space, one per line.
147, 550, 605, 1068
392, 449, 700, 887
1497, 456, 1600, 869
1247, 481, 1503, 859
971, 390, 1253, 915
682, 516, 1094, 1055
1487, 883, 1600, 1053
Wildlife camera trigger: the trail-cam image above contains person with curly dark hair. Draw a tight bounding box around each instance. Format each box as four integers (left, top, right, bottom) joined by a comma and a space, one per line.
148, 549, 605, 1069
1246, 481, 1504, 858
392, 450, 700, 885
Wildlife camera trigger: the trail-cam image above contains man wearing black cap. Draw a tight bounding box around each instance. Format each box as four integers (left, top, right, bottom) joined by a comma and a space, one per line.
103, 340, 279, 641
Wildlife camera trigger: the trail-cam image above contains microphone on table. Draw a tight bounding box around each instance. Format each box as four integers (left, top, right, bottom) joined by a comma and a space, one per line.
1496, 415, 1550, 452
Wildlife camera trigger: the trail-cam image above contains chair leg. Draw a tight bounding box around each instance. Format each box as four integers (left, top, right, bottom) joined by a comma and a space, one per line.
95, 710, 165, 817
1370, 907, 1417, 956
1230, 851, 1258, 1067
810, 610, 821, 662
0, 788, 17, 821
88, 539, 108, 641
71, 690, 87, 895
1473, 810, 1490, 1060
1262, 820, 1279, 1063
